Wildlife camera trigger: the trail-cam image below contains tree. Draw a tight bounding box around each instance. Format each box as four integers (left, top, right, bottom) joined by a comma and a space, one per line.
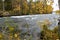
12, 0, 21, 15
35, 0, 53, 14
0, 0, 3, 11
29, 0, 36, 14
58, 0, 60, 9
5, 0, 12, 11
22, 0, 29, 15
55, 10, 60, 14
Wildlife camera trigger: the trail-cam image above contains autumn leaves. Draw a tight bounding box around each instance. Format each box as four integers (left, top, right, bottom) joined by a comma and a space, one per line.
20, 0, 53, 15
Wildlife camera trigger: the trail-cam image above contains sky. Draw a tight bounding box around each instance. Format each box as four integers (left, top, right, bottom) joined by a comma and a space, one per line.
52, 0, 59, 11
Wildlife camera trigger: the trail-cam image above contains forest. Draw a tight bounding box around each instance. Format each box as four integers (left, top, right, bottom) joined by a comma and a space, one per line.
0, 0, 54, 16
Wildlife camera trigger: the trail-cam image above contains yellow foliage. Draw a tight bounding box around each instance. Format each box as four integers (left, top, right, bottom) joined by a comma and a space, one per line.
46, 5, 53, 13
55, 10, 60, 14
37, 19, 51, 30
22, 0, 29, 14
35, 2, 44, 14
0, 33, 3, 39
14, 34, 18, 38
13, 0, 53, 15
35, 1, 53, 14
14, 5, 21, 11
47, 0, 54, 5
8, 27, 14, 31
43, 19, 51, 25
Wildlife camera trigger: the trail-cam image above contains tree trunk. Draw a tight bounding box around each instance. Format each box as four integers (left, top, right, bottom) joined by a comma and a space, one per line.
58, 0, 60, 9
